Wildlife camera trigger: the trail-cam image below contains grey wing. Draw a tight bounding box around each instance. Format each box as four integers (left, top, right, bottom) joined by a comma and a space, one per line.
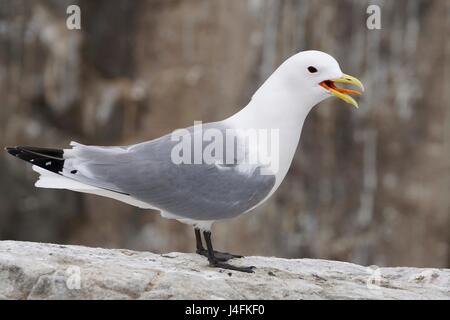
64, 123, 276, 221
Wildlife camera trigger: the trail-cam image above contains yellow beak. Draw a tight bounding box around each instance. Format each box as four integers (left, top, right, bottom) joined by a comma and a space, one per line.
320, 73, 365, 108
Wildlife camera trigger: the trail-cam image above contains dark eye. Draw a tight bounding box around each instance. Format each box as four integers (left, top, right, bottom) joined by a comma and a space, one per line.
308, 66, 318, 73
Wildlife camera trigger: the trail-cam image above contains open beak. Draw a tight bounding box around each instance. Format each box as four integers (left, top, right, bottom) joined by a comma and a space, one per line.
320, 74, 365, 108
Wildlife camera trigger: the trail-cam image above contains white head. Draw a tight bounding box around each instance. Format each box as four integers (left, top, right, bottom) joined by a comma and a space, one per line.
226, 51, 364, 184
254, 50, 364, 110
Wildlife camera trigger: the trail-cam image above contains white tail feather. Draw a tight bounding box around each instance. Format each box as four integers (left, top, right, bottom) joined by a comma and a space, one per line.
32, 166, 155, 209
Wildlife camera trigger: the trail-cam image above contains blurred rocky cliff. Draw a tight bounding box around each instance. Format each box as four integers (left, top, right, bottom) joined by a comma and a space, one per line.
0, 0, 449, 268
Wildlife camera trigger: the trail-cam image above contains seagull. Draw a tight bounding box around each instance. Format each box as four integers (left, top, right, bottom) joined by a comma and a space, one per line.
6, 50, 364, 273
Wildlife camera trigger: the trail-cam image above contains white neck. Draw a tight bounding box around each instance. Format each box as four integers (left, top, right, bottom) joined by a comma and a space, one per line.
224, 73, 325, 190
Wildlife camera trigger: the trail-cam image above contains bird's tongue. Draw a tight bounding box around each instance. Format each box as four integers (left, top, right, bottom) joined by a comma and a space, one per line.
320, 80, 361, 95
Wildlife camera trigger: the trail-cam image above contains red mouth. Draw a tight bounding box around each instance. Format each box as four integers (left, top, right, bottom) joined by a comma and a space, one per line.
320, 80, 361, 95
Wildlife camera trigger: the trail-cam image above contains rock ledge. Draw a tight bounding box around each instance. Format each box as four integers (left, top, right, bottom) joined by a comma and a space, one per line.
0, 241, 448, 299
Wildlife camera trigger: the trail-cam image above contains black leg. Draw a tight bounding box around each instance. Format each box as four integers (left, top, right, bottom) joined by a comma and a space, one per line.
203, 230, 255, 273
195, 229, 204, 252
194, 228, 243, 262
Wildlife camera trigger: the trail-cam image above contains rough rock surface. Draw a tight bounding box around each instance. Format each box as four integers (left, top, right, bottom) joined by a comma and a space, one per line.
0, 241, 448, 300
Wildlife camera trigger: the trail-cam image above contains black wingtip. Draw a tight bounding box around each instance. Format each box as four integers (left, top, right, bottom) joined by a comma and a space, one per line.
5, 147, 20, 157
5, 146, 65, 173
